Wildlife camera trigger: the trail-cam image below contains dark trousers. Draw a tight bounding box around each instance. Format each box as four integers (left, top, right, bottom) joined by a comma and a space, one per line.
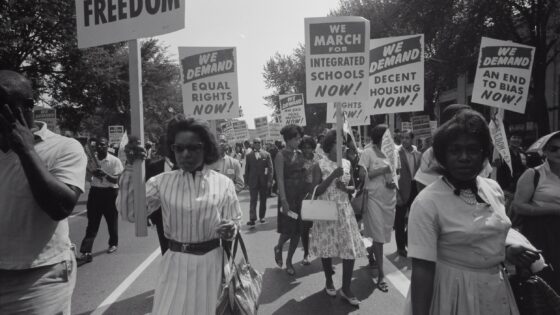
395, 184, 417, 251
80, 187, 119, 253
148, 209, 169, 255
249, 186, 268, 221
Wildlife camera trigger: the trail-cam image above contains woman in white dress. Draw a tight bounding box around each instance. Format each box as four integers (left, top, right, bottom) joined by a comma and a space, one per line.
309, 130, 366, 307
359, 124, 397, 293
120, 116, 241, 315
406, 110, 539, 315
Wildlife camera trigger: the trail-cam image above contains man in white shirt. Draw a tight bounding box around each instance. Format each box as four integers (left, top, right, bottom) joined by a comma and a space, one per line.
210, 142, 244, 193
78, 137, 123, 263
0, 70, 87, 314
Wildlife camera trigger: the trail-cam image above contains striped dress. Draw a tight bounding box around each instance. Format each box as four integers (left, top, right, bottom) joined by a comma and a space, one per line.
122, 165, 242, 315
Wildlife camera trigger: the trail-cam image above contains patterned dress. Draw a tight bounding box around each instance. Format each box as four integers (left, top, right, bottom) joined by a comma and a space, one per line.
309, 158, 366, 259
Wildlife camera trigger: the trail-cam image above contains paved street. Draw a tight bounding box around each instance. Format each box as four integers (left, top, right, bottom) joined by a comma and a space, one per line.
69, 185, 410, 314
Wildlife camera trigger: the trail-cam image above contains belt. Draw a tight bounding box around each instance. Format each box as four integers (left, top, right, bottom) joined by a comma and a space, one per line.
168, 239, 221, 255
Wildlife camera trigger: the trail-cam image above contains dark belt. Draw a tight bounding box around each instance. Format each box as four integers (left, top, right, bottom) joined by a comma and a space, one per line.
168, 239, 221, 255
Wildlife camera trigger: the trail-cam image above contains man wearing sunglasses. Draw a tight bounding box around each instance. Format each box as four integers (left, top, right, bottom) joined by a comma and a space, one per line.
0, 70, 87, 314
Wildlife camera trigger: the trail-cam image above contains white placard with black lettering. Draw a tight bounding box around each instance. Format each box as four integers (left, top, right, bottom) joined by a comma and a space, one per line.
254, 116, 269, 139
326, 102, 370, 126
279, 94, 306, 126
179, 47, 240, 120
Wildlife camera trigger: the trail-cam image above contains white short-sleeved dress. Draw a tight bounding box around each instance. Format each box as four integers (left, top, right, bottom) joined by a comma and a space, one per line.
403, 177, 519, 315
145, 166, 242, 315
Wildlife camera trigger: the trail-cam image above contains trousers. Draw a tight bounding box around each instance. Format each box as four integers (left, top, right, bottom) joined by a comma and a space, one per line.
80, 187, 119, 253
249, 186, 268, 221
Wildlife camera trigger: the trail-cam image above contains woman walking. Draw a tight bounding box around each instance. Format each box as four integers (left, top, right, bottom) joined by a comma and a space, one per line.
309, 130, 366, 306
274, 124, 306, 276
359, 124, 397, 293
300, 135, 322, 265
119, 116, 241, 315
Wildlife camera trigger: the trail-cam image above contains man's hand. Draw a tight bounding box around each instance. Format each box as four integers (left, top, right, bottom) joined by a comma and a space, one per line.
0, 104, 35, 155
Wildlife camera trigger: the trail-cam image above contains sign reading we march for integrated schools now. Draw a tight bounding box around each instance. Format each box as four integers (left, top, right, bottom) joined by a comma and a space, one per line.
326, 101, 370, 126
472, 37, 535, 114
179, 47, 240, 120
279, 94, 306, 126
75, 0, 185, 48
305, 16, 370, 103
369, 34, 424, 115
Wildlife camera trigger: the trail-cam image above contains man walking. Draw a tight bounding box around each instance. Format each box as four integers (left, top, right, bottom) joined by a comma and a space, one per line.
244, 138, 273, 227
78, 137, 123, 263
0, 70, 87, 314
395, 130, 421, 257
210, 142, 244, 193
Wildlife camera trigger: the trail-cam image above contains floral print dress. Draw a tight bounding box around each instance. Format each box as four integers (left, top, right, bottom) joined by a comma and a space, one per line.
309, 158, 366, 259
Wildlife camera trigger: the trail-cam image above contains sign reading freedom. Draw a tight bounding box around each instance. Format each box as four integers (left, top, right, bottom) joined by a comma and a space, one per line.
75, 0, 185, 48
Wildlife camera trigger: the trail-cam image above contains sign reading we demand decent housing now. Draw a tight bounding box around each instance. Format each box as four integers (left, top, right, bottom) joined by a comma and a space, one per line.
369, 34, 424, 115
75, 0, 185, 48
305, 17, 370, 104
279, 94, 306, 126
472, 37, 535, 114
179, 47, 240, 120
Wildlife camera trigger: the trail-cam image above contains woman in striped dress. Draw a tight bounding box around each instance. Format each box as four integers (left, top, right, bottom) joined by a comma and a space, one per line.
119, 116, 241, 315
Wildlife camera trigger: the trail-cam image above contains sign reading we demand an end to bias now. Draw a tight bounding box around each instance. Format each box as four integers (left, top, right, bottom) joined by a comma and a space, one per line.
305, 16, 370, 103
179, 47, 240, 120
279, 94, 306, 126
369, 34, 424, 115
472, 37, 535, 114
75, 0, 185, 48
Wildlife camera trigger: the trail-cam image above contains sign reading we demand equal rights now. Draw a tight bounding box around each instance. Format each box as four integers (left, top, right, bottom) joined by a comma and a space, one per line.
279, 94, 306, 126
305, 17, 370, 103
369, 34, 424, 115
179, 47, 240, 120
75, 0, 185, 48
471, 37, 535, 114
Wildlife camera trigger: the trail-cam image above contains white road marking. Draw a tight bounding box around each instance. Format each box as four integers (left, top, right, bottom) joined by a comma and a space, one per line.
383, 256, 411, 297
69, 209, 87, 218
91, 248, 160, 315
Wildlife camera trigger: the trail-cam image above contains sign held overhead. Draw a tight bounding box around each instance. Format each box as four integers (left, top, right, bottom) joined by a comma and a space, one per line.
279, 94, 306, 126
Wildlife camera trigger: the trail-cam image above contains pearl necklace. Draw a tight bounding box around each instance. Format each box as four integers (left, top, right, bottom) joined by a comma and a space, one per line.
458, 189, 478, 205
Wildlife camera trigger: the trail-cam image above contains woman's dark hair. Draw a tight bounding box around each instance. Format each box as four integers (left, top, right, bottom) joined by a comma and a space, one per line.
322, 129, 338, 153
166, 115, 220, 165
432, 109, 492, 168
369, 124, 388, 146
299, 135, 316, 150
280, 124, 303, 141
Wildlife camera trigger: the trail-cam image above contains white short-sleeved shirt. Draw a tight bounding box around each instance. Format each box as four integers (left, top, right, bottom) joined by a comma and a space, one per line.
408, 177, 511, 269
91, 152, 124, 188
0, 122, 87, 269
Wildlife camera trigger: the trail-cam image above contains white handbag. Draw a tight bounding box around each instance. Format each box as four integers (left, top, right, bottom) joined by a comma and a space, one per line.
301, 186, 338, 221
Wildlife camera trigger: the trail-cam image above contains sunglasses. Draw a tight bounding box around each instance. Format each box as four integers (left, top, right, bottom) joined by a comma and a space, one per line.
171, 143, 203, 153
546, 145, 560, 153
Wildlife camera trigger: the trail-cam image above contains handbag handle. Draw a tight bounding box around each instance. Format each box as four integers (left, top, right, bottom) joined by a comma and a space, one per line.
231, 232, 250, 264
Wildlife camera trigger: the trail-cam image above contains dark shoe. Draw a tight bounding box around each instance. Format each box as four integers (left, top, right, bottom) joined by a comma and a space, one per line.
259, 218, 266, 224
77, 253, 92, 263
247, 221, 256, 228
302, 256, 311, 266
107, 246, 118, 254
397, 249, 407, 257
274, 246, 283, 268
376, 280, 389, 293
285, 264, 296, 276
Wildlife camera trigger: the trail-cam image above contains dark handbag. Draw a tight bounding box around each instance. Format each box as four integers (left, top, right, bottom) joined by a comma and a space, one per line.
216, 233, 263, 315
508, 271, 560, 315
350, 165, 368, 217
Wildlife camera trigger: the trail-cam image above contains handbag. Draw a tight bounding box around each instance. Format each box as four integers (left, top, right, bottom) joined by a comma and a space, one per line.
350, 165, 368, 217
216, 234, 263, 315
507, 270, 560, 315
301, 186, 338, 221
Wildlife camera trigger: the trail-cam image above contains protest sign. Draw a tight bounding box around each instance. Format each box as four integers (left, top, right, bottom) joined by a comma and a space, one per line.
279, 94, 306, 126
117, 131, 129, 166
108, 125, 125, 146
232, 120, 249, 142
401, 121, 412, 131
254, 117, 269, 139
369, 34, 424, 115
471, 37, 535, 114
75, 0, 185, 48
268, 122, 283, 142
411, 115, 431, 139
305, 16, 370, 104
326, 102, 370, 126
489, 109, 512, 174
34, 108, 57, 132
179, 47, 239, 120
220, 120, 235, 142
381, 128, 399, 187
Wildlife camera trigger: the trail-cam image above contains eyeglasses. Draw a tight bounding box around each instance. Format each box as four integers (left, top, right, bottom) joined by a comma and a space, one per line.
546, 145, 560, 153
446, 145, 484, 157
171, 143, 203, 153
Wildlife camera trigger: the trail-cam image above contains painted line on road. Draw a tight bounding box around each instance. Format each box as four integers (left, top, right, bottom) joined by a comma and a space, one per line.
91, 248, 160, 315
382, 256, 410, 297
69, 209, 87, 218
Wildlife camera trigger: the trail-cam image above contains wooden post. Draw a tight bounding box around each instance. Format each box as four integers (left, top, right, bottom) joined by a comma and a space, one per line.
336, 102, 342, 167
129, 39, 147, 237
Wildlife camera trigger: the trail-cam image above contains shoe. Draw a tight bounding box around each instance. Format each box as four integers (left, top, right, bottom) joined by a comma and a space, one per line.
77, 253, 92, 263
247, 221, 256, 228
376, 280, 389, 293
259, 219, 266, 224
285, 264, 296, 276
274, 246, 283, 268
107, 246, 118, 253
397, 249, 408, 257
339, 290, 360, 306
324, 286, 337, 297
302, 257, 310, 266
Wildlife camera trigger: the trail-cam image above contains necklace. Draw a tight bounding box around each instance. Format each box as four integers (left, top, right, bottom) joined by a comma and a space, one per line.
458, 189, 478, 205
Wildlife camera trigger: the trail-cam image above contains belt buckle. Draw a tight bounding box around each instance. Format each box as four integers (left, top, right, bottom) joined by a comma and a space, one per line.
181, 243, 190, 252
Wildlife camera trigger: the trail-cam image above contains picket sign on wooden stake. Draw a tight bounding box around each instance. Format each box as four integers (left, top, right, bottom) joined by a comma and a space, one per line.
129, 39, 147, 237
336, 102, 343, 167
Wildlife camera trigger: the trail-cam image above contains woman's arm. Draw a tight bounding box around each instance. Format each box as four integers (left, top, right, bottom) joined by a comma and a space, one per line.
368, 164, 391, 179
411, 258, 436, 315
314, 166, 343, 196
512, 169, 560, 216
274, 153, 289, 212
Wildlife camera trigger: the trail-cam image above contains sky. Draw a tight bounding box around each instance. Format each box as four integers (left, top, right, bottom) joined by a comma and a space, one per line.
156, 0, 341, 129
